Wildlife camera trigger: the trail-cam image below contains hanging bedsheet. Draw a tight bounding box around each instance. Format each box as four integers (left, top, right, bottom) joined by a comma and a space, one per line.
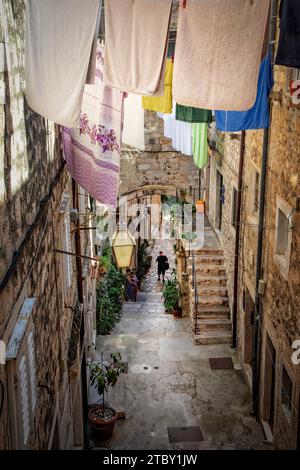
173, 0, 270, 111
122, 94, 145, 150
25, 0, 100, 127
104, 0, 172, 95
215, 53, 273, 132
158, 103, 192, 156
275, 0, 300, 69
63, 47, 124, 208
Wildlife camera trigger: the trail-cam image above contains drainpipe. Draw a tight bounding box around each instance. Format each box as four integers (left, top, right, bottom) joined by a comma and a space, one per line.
73, 180, 89, 448
252, 0, 278, 418
232, 130, 245, 348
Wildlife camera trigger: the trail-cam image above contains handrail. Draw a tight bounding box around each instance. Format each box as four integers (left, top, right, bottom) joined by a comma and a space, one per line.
192, 252, 199, 335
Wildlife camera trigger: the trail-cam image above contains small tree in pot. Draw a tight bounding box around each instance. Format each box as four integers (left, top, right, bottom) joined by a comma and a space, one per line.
162, 270, 181, 317
89, 352, 125, 440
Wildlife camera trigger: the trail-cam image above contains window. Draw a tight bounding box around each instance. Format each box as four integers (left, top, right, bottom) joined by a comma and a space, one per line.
281, 366, 293, 420
276, 209, 289, 256
231, 187, 238, 229
274, 198, 292, 280
6, 298, 38, 448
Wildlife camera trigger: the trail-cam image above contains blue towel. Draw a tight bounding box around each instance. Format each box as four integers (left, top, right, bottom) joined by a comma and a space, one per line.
215, 53, 273, 132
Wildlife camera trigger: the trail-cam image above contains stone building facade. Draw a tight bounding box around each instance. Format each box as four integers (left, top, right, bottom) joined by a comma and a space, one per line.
206, 10, 300, 449
0, 0, 97, 449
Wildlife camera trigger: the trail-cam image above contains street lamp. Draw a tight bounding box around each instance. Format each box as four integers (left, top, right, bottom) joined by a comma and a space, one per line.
111, 225, 136, 269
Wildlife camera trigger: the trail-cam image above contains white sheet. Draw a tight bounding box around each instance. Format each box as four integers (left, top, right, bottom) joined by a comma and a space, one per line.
122, 94, 145, 151
25, 0, 100, 127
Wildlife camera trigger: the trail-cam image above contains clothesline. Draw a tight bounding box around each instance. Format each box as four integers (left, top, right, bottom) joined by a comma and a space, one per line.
24, 0, 298, 207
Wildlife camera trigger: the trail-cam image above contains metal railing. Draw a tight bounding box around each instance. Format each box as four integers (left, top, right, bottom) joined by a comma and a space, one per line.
192, 252, 199, 336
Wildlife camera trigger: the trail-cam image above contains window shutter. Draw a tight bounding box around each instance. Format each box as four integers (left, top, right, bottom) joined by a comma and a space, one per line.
19, 355, 30, 445
27, 331, 37, 411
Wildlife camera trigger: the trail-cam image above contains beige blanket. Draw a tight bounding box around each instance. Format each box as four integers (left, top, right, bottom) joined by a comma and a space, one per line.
104, 0, 172, 95
25, 0, 100, 127
173, 0, 270, 111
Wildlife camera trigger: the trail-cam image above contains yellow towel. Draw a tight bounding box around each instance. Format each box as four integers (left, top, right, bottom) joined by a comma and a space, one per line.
142, 59, 173, 114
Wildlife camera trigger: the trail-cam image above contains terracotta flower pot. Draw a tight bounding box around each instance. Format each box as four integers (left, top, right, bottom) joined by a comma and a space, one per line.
88, 404, 117, 440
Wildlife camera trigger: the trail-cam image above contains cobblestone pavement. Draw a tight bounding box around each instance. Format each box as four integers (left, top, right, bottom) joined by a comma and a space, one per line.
93, 237, 270, 450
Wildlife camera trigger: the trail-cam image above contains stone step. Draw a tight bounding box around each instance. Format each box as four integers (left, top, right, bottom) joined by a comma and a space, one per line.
194, 330, 232, 345
188, 248, 224, 256
195, 318, 232, 333
191, 305, 230, 319
193, 275, 228, 287
192, 295, 229, 307
188, 264, 226, 276
191, 254, 225, 265
194, 286, 228, 297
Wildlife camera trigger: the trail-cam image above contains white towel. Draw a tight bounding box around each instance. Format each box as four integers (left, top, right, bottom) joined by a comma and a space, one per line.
104, 0, 172, 95
25, 0, 100, 127
122, 94, 145, 151
158, 103, 192, 156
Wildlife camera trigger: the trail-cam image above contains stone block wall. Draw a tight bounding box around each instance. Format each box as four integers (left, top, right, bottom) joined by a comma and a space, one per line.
0, 0, 96, 450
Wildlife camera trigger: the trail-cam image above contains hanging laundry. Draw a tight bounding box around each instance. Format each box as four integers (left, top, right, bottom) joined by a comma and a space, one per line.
158, 102, 192, 156
173, 0, 270, 111
104, 0, 172, 95
275, 0, 300, 69
86, 0, 102, 85
122, 94, 145, 150
215, 53, 274, 132
25, 0, 100, 127
142, 59, 173, 114
192, 123, 208, 170
176, 104, 212, 124
63, 46, 124, 208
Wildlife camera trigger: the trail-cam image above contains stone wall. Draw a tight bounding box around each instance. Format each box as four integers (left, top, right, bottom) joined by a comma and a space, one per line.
120, 110, 200, 199
0, 0, 96, 450
207, 38, 300, 449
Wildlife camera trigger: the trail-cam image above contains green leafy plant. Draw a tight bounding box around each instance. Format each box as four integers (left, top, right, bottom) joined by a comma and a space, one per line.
136, 240, 151, 281
162, 270, 181, 313
90, 352, 125, 418
96, 264, 126, 335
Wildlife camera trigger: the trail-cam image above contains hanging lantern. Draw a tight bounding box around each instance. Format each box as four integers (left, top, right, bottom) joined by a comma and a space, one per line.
111, 225, 136, 269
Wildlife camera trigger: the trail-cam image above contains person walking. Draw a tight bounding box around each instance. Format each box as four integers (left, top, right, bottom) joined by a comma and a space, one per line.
156, 250, 169, 282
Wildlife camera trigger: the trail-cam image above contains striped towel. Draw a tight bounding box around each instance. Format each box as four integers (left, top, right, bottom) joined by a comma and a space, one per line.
63, 46, 124, 208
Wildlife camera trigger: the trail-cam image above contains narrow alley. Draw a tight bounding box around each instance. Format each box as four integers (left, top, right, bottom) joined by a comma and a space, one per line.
92, 238, 268, 450
1, 0, 300, 458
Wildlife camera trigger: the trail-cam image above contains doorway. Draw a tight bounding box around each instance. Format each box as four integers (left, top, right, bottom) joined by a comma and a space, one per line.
216, 170, 223, 231
262, 333, 276, 433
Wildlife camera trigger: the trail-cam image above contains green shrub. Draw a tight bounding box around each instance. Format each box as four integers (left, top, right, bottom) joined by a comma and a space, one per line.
96, 264, 126, 335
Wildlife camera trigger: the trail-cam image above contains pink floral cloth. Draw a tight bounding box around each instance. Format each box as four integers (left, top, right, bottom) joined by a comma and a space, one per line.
63, 46, 124, 207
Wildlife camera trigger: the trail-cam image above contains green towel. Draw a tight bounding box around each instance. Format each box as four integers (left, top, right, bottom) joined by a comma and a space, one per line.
192, 123, 208, 169
176, 104, 212, 123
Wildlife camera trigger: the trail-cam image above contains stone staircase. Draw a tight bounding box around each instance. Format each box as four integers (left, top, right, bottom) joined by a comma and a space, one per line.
187, 248, 232, 345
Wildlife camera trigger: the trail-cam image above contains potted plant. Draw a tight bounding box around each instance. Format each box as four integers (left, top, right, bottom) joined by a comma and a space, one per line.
89, 352, 125, 440
162, 271, 181, 317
